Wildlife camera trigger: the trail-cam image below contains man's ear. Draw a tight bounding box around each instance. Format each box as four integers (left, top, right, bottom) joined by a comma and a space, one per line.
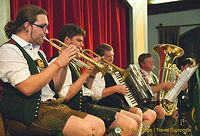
24, 22, 31, 32
64, 36, 70, 44
140, 63, 144, 68
180, 66, 184, 71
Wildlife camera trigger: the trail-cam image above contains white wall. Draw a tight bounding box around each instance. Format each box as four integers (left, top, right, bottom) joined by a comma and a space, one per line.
148, 9, 200, 75
127, 0, 148, 64
0, 0, 10, 45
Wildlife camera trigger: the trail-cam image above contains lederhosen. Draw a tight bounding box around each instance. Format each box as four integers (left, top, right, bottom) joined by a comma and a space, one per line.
64, 63, 120, 129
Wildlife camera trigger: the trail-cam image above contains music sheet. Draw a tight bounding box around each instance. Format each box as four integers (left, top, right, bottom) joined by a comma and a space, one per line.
164, 65, 198, 102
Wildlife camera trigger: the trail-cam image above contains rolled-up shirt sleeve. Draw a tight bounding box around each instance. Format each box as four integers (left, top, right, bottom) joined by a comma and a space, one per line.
90, 72, 105, 101
0, 44, 30, 86
58, 66, 72, 98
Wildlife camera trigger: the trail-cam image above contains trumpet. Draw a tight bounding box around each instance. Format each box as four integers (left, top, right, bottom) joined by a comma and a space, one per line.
43, 37, 109, 76
83, 49, 130, 80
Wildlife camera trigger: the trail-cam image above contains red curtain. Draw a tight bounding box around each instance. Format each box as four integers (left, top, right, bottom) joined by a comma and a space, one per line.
10, 0, 129, 68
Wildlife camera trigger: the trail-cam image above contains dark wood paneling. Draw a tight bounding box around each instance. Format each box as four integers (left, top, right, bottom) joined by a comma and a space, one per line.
148, 0, 200, 15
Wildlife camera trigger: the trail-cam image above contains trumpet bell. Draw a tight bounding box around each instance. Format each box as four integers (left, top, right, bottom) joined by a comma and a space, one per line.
43, 37, 111, 75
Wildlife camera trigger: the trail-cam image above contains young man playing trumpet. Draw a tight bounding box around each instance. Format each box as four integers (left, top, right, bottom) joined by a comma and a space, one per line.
91, 43, 157, 134
0, 5, 105, 136
49, 23, 142, 136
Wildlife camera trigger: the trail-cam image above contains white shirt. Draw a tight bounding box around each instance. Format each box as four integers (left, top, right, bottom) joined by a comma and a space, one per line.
49, 58, 96, 99
0, 34, 55, 101
140, 69, 159, 101
90, 72, 105, 100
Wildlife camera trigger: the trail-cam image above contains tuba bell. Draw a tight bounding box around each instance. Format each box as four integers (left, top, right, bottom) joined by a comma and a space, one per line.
153, 44, 184, 116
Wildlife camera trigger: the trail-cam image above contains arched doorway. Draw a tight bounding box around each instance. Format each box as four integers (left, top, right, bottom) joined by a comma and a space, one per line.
178, 26, 200, 136
179, 26, 200, 63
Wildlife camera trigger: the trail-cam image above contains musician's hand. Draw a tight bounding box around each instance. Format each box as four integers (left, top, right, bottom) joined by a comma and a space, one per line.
182, 82, 188, 91
55, 45, 77, 68
162, 82, 174, 90
113, 85, 128, 95
171, 110, 178, 120
176, 73, 181, 80
91, 66, 100, 76
83, 57, 101, 76
154, 105, 165, 119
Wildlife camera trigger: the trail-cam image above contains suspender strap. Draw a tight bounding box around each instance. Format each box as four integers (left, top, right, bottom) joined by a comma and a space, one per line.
38, 51, 56, 93
151, 74, 158, 85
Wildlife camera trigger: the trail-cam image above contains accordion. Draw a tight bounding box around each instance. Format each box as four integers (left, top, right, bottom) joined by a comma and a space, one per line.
111, 64, 154, 107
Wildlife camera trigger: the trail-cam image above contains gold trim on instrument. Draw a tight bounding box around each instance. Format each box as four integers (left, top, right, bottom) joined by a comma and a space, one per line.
43, 37, 110, 76
153, 44, 184, 116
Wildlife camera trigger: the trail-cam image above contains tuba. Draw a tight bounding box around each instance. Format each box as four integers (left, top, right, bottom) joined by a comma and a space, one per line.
153, 44, 184, 116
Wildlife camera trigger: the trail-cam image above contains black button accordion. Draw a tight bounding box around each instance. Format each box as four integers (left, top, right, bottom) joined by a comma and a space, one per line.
111, 64, 154, 107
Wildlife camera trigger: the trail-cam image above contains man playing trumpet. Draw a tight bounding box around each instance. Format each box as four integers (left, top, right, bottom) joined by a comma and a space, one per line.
49, 23, 142, 136
0, 5, 105, 136
90, 43, 157, 134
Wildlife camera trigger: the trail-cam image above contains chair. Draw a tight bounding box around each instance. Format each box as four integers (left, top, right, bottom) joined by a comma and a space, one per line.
0, 81, 6, 136
0, 82, 52, 136
0, 112, 6, 136
4, 119, 52, 136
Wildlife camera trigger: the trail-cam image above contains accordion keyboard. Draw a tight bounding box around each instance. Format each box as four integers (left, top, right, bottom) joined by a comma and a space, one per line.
112, 70, 138, 107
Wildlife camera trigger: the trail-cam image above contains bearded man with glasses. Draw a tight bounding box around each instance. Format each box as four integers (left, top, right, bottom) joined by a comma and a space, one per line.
0, 5, 105, 136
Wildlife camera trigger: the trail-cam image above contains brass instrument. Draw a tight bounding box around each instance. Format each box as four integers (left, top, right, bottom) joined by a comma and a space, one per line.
83, 49, 154, 105
153, 44, 184, 116
83, 49, 131, 81
43, 37, 109, 76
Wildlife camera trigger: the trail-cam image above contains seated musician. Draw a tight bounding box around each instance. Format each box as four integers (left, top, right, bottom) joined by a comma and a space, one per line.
49, 24, 142, 136
0, 5, 105, 136
179, 57, 196, 88
90, 43, 156, 133
178, 57, 196, 130
138, 53, 177, 133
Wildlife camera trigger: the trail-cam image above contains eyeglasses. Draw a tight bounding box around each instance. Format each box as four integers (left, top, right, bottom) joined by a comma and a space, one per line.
33, 24, 48, 31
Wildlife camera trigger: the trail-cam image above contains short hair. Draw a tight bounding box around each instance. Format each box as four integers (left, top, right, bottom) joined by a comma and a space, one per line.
58, 24, 86, 42
4, 5, 47, 39
95, 43, 113, 57
138, 53, 152, 67
180, 57, 196, 67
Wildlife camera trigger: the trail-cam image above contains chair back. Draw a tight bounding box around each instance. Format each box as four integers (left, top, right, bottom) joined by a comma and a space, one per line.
0, 80, 6, 136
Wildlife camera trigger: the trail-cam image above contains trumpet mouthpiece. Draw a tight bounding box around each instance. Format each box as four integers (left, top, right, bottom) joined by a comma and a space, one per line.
152, 66, 160, 69
43, 36, 49, 42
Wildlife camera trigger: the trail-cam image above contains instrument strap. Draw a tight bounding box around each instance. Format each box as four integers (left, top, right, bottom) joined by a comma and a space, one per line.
69, 62, 81, 77
151, 74, 158, 85
69, 63, 88, 87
